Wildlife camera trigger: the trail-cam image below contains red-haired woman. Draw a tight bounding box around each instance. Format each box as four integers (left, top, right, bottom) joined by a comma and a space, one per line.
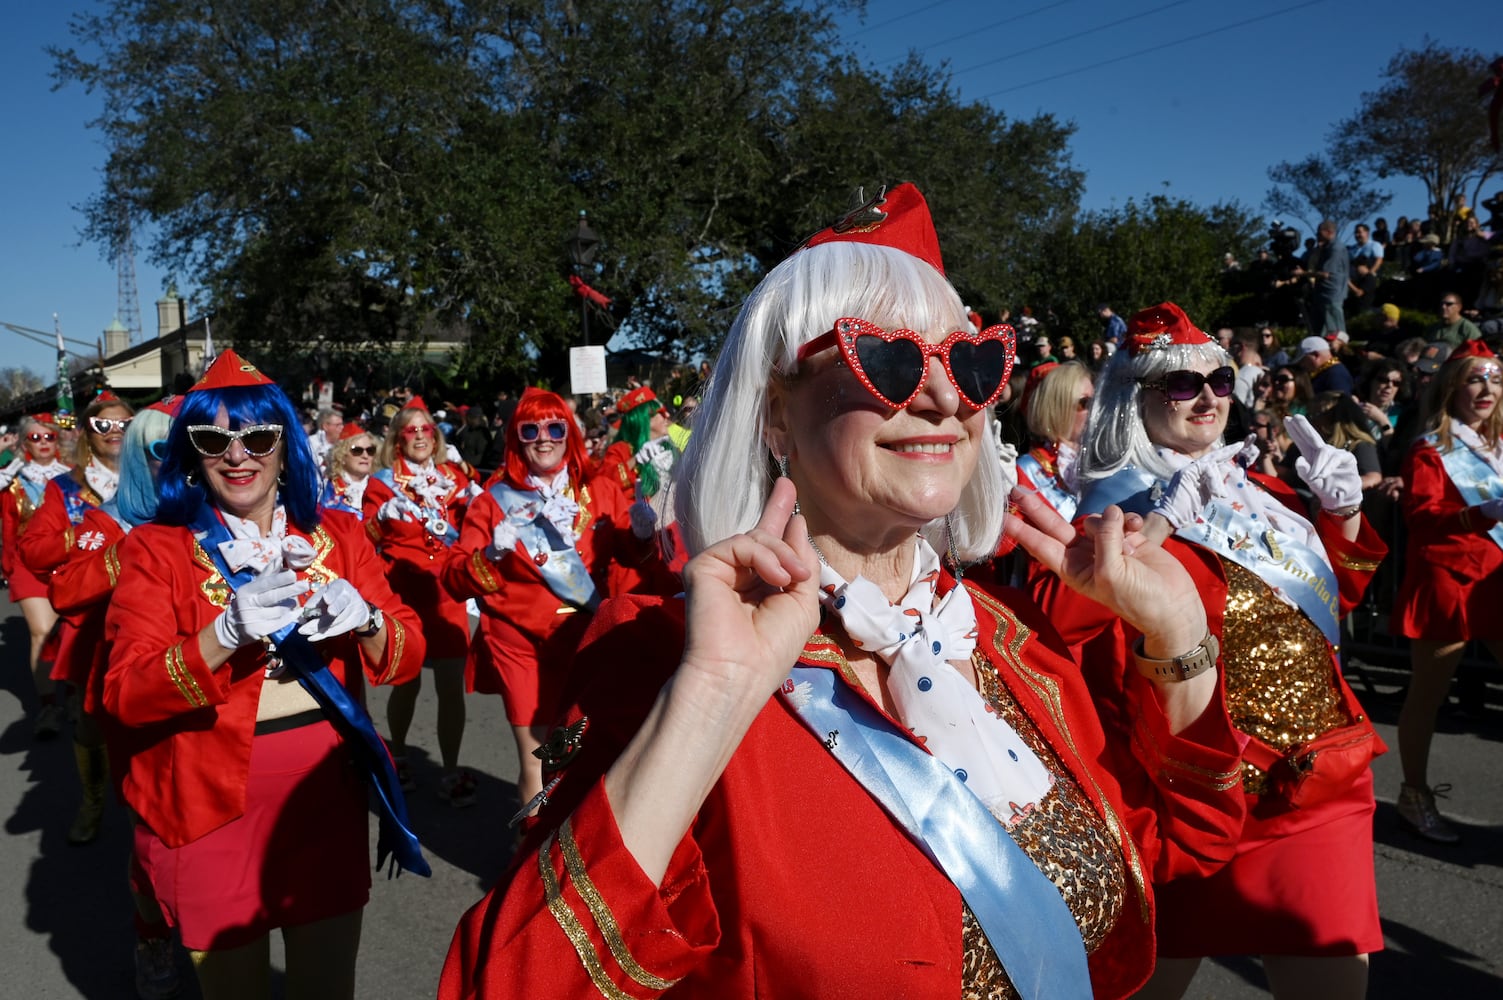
365, 398, 479, 806
1, 413, 71, 737
444, 388, 656, 808
1392, 340, 1503, 842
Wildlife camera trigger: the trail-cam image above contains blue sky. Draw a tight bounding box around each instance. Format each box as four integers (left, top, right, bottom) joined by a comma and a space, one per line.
2, 0, 1500, 377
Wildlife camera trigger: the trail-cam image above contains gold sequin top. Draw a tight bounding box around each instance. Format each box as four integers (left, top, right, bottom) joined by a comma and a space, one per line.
961, 650, 1127, 1000
1219, 560, 1349, 794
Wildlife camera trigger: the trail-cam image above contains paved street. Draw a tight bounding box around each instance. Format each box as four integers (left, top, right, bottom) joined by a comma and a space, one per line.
1, 599, 1500, 998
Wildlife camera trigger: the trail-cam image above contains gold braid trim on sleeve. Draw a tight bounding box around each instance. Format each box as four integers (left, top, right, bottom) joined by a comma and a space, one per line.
540, 820, 678, 998
558, 820, 678, 991
164, 643, 208, 707
104, 543, 121, 587
63, 526, 74, 552
469, 549, 500, 593
1336, 553, 1381, 573
1129, 717, 1243, 792
379, 616, 406, 684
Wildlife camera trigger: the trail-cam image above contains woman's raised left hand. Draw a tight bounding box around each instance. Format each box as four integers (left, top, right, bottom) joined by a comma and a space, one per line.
1005, 488, 1208, 656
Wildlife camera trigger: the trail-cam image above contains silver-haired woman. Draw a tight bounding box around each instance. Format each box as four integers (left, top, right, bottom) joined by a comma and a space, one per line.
442, 186, 1246, 999
1038, 303, 1387, 1000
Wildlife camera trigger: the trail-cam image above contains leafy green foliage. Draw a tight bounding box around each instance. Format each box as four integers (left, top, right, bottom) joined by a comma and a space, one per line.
1330, 39, 1498, 240
1263, 155, 1391, 238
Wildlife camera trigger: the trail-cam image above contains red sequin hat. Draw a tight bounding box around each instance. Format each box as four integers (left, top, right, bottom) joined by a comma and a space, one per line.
147, 395, 183, 417
798, 183, 946, 276
190, 349, 274, 392
1124, 302, 1213, 356
616, 386, 660, 414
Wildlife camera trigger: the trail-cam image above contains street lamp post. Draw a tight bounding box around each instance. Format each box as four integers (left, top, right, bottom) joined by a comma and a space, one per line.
565, 210, 600, 346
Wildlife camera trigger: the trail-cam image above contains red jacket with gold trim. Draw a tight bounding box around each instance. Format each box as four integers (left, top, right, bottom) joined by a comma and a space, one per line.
439, 580, 1246, 999
102, 509, 425, 847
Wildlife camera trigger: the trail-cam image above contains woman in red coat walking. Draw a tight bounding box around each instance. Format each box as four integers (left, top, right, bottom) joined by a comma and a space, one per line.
443, 388, 658, 810
364, 398, 479, 805
1392, 340, 1503, 842
3, 413, 73, 736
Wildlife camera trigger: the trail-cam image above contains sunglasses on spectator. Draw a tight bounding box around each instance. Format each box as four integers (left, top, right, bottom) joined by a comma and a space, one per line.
27, 432, 57, 443
147, 439, 169, 462
795, 317, 1014, 410
187, 424, 284, 458
1271, 375, 1295, 386
400, 422, 435, 439
1377, 376, 1403, 387
347, 445, 377, 457
1441, 300, 1461, 308
88, 416, 132, 434
1140, 366, 1236, 401
519, 419, 570, 443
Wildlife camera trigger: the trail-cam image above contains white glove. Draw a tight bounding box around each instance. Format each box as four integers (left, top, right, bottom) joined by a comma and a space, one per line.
629, 499, 659, 539
1476, 498, 1503, 521
1285, 414, 1363, 510
0, 456, 24, 487
634, 437, 676, 480
1151, 440, 1248, 531
214, 570, 306, 650
485, 520, 519, 561
297, 578, 370, 642
445, 444, 463, 464
377, 497, 414, 522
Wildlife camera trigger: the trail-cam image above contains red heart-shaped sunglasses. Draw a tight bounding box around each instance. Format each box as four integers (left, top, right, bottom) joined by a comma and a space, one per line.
796, 317, 1016, 410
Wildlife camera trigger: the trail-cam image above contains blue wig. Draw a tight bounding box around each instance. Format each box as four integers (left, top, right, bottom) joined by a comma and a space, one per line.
116, 407, 172, 526
155, 384, 323, 532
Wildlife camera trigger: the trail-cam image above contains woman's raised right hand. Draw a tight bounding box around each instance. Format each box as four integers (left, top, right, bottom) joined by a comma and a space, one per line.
677, 477, 820, 703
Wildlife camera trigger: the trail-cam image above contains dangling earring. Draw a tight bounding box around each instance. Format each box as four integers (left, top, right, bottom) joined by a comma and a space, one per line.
277, 469, 287, 486
185, 470, 199, 487
945, 511, 964, 582
776, 455, 800, 516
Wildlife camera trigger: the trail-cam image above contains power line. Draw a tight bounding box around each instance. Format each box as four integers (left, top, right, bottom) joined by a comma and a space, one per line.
978, 0, 1327, 100
949, 0, 1195, 79
848, 0, 963, 40
871, 1, 1078, 68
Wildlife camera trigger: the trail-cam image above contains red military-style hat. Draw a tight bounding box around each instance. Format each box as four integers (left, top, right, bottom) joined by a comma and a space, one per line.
1124, 302, 1214, 356
94, 389, 121, 403
339, 421, 369, 440
189, 349, 275, 392
1447, 340, 1497, 365
616, 386, 661, 414
32, 412, 58, 426
798, 182, 946, 277
404, 395, 431, 415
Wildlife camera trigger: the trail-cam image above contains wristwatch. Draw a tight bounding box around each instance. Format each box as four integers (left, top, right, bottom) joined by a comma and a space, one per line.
354, 603, 384, 638
1132, 633, 1220, 683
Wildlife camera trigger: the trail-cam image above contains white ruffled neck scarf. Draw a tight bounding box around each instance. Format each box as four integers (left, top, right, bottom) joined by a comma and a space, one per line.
84, 458, 119, 503
817, 536, 1053, 825
1451, 422, 1503, 478
21, 459, 71, 486
526, 468, 580, 543
400, 456, 454, 508
338, 471, 369, 510
217, 505, 317, 575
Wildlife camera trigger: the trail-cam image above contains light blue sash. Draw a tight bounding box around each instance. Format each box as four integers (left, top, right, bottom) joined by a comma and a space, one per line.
487, 482, 599, 612
1080, 466, 1341, 646
20, 475, 48, 509
781, 666, 1091, 1000
1017, 451, 1078, 523
1427, 432, 1503, 553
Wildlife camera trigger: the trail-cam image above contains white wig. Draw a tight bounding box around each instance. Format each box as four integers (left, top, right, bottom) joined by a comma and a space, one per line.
675, 242, 1008, 562
1079, 340, 1234, 484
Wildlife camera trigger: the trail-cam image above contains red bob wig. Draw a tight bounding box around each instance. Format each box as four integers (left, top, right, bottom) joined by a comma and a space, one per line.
502, 388, 590, 489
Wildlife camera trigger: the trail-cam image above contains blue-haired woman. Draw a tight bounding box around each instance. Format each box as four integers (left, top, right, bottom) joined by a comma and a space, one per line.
102, 351, 427, 1000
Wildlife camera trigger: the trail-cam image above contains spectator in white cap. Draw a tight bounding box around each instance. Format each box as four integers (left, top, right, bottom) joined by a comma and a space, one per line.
1297, 335, 1354, 394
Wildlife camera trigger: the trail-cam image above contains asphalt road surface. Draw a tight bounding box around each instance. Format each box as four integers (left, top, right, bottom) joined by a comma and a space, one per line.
1, 599, 1499, 998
